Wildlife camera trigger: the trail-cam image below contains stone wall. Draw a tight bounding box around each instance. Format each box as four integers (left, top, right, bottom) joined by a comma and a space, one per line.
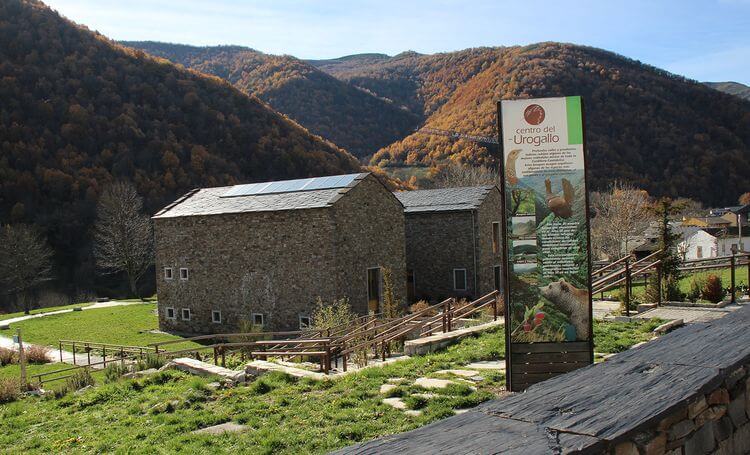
403, 211, 477, 302
475, 187, 503, 297
610, 367, 750, 454
330, 176, 407, 315
154, 208, 336, 333
154, 174, 406, 333
403, 188, 503, 304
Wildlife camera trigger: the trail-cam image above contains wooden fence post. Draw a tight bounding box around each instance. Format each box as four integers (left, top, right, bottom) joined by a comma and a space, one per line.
59, 342, 63, 363
624, 257, 631, 317
730, 252, 737, 303
656, 262, 662, 306
17, 329, 27, 391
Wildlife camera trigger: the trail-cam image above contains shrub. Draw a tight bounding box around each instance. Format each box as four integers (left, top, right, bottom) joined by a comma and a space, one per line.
409, 300, 435, 316
0, 347, 17, 366
312, 297, 355, 332
615, 289, 637, 314
0, 378, 21, 404
381, 267, 403, 318
404, 394, 429, 410
66, 368, 94, 391
686, 276, 705, 302
24, 345, 51, 364
701, 274, 725, 303
103, 363, 128, 383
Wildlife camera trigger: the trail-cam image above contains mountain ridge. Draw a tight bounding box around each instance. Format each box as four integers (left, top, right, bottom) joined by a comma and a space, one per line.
124, 41, 420, 158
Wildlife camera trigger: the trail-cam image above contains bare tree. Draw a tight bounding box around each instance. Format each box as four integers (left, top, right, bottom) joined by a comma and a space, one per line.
429, 163, 499, 188
94, 182, 153, 298
591, 182, 653, 260
0, 225, 54, 314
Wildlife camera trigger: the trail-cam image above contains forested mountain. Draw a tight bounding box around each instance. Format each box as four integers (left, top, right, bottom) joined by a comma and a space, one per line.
705, 81, 750, 101
123, 42, 420, 158
314, 44, 750, 206
0, 0, 360, 292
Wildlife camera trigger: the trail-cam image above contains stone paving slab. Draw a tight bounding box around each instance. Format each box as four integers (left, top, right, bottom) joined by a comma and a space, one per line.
633, 304, 741, 323
192, 422, 248, 435
464, 360, 505, 370
168, 357, 246, 382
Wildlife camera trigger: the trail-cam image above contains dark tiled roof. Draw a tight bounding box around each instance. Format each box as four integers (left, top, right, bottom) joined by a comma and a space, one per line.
153, 173, 369, 218
394, 186, 495, 213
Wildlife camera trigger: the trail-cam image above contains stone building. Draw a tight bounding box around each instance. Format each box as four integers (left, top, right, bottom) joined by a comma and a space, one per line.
394, 186, 503, 303
153, 173, 406, 334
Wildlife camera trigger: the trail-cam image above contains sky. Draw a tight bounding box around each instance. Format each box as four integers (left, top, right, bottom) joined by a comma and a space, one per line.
44, 0, 750, 84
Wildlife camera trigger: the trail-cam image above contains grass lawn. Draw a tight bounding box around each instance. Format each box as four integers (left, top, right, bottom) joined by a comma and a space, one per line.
0, 363, 107, 393
0, 302, 97, 322
0, 304, 199, 351
0, 320, 661, 454
601, 265, 748, 300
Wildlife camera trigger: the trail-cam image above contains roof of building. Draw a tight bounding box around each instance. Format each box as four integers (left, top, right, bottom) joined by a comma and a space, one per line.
153, 173, 370, 219
394, 186, 496, 213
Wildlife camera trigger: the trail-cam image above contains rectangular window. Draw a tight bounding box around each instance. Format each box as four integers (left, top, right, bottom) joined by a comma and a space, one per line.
164, 267, 174, 280
453, 269, 467, 291
367, 267, 381, 314
696, 246, 703, 258
181, 308, 191, 321
179, 268, 189, 280
492, 222, 501, 254
211, 310, 221, 324
299, 315, 311, 329
252, 313, 265, 327
166, 307, 175, 319
494, 265, 502, 292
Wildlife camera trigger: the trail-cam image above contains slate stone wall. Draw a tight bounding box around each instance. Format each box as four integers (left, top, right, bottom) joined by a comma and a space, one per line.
475, 187, 503, 296
404, 211, 477, 302
331, 176, 407, 315
403, 188, 503, 304
610, 367, 750, 455
154, 174, 406, 333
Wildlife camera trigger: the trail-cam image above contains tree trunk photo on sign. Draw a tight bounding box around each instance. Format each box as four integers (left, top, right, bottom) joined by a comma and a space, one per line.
93, 182, 154, 299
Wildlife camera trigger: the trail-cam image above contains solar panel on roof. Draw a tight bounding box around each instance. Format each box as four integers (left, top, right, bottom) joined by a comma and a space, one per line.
221, 173, 361, 198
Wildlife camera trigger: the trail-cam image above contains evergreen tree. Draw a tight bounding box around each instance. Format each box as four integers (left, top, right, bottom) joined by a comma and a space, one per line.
645, 198, 685, 303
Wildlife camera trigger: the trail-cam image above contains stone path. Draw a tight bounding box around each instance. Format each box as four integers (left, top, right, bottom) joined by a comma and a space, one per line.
633, 303, 746, 323
379, 362, 505, 417
592, 300, 620, 319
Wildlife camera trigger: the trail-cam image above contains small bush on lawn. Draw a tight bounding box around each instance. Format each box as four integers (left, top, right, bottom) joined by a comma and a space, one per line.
66, 368, 94, 391
404, 394, 428, 410
0, 347, 16, 366
25, 345, 51, 364
701, 274, 725, 303
0, 378, 21, 403
103, 363, 128, 383
687, 276, 705, 302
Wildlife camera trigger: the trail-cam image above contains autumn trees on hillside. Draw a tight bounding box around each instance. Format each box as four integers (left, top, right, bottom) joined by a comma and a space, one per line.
0, 0, 359, 292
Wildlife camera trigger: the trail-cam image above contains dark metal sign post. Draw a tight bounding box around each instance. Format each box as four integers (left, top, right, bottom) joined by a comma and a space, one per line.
497, 97, 594, 392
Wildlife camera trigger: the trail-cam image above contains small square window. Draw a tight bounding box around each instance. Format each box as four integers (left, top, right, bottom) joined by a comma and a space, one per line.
164, 267, 174, 280
211, 310, 221, 324
181, 308, 191, 321
453, 269, 467, 291
179, 268, 189, 280
299, 315, 311, 329
252, 313, 265, 327
166, 307, 175, 319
